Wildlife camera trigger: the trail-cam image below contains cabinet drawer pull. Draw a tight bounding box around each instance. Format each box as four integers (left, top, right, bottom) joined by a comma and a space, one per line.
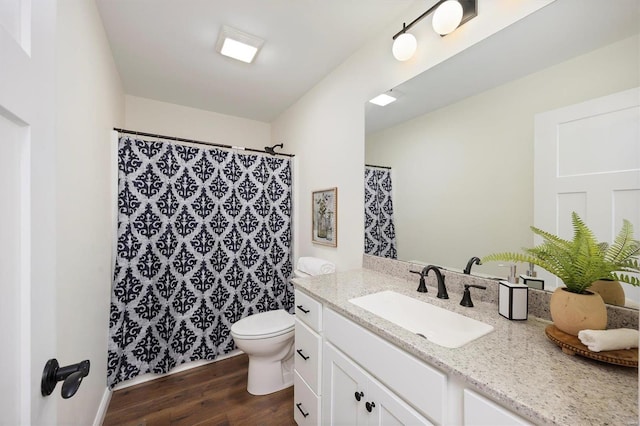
296, 402, 309, 418
296, 349, 310, 361
354, 391, 364, 401
366, 401, 376, 413
296, 304, 310, 314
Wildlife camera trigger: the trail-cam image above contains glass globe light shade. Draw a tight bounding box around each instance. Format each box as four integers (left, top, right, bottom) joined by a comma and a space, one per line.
392, 32, 417, 61
432, 0, 463, 35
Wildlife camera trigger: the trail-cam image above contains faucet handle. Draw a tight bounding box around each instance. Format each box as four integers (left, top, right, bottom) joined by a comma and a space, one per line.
460, 284, 487, 307
410, 270, 427, 293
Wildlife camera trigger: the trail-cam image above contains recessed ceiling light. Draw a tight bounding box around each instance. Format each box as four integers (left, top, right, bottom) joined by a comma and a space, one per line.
369, 93, 397, 107
215, 25, 264, 64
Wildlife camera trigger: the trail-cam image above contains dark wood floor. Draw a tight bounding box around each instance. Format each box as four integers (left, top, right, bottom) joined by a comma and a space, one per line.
103, 354, 296, 426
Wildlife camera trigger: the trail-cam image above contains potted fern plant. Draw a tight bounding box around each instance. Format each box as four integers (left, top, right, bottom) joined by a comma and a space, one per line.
482, 212, 640, 336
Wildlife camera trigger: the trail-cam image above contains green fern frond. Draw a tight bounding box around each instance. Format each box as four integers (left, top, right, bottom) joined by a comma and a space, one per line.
605, 219, 640, 264
611, 272, 640, 286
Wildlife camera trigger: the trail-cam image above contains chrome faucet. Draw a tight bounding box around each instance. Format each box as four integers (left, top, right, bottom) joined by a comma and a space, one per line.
422, 265, 448, 299
463, 256, 482, 275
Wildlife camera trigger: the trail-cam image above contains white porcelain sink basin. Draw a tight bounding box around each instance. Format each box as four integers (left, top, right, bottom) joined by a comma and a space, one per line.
349, 290, 494, 348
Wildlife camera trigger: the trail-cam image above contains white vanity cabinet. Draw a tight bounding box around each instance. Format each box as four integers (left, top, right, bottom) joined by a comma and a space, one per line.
294, 289, 531, 426
294, 290, 323, 425
324, 342, 432, 425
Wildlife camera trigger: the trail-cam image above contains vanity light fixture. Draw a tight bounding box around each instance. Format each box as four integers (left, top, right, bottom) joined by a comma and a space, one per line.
216, 25, 264, 63
392, 26, 417, 61
392, 0, 477, 61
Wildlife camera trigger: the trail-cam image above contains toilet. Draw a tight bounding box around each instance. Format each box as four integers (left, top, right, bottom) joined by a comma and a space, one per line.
231, 258, 334, 395
230, 309, 295, 395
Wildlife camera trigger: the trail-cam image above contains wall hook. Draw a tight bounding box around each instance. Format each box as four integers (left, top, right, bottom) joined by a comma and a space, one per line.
41, 358, 90, 399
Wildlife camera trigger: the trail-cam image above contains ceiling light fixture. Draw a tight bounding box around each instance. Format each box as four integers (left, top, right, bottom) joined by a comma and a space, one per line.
369, 92, 397, 107
391, 0, 477, 61
216, 25, 264, 63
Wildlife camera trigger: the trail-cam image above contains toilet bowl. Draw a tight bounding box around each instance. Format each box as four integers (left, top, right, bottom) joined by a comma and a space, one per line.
230, 309, 295, 395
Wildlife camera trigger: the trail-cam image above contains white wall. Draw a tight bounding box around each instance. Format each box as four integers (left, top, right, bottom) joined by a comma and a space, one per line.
271, 0, 554, 271
366, 35, 640, 277
125, 95, 271, 149
55, 0, 125, 424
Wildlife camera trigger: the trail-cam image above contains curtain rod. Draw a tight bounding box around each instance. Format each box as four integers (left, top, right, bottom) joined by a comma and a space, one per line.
366, 164, 391, 170
114, 127, 295, 158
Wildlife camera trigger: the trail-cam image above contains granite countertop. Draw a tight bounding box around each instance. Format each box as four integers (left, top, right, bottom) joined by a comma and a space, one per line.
292, 268, 638, 426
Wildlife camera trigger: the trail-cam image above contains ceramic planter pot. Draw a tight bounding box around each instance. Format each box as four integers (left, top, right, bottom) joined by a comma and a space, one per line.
588, 279, 625, 306
549, 287, 607, 336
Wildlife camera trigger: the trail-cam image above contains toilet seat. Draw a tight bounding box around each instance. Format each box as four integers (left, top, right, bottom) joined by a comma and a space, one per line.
231, 309, 294, 340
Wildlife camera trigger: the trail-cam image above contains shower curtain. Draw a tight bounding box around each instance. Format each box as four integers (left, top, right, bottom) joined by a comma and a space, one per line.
364, 166, 397, 259
108, 136, 293, 388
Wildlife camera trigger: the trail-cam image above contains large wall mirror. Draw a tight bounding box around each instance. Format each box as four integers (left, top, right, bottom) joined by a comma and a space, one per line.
365, 0, 640, 306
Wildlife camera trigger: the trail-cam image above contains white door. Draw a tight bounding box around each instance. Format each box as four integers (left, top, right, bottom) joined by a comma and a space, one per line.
534, 87, 640, 304
0, 1, 57, 425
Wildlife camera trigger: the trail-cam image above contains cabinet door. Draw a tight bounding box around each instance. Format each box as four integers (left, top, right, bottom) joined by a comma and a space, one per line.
464, 389, 532, 426
366, 375, 433, 426
324, 343, 432, 426
323, 343, 369, 426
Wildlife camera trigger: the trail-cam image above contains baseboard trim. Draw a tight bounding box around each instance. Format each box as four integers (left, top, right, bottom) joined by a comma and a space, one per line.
93, 387, 112, 426
112, 350, 244, 391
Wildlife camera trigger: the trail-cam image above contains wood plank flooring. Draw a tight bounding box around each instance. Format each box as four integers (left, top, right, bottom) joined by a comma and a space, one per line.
103, 354, 296, 426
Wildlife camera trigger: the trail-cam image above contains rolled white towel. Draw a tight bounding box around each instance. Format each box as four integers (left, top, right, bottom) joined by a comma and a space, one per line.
297, 257, 335, 276
577, 328, 639, 352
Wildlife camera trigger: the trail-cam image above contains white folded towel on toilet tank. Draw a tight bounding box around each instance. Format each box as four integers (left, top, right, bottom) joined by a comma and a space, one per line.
577, 328, 639, 352
297, 257, 336, 276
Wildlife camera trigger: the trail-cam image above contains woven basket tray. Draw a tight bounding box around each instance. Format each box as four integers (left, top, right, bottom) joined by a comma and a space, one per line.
545, 325, 638, 367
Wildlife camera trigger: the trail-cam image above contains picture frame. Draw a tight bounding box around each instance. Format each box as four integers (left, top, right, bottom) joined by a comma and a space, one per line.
312, 187, 337, 247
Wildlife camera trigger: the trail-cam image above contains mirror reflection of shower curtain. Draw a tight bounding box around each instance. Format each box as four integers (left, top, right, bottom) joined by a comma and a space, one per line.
364, 166, 397, 259
108, 135, 293, 388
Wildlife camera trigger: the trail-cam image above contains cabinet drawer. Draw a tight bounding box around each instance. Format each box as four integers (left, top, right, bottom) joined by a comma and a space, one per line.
324, 308, 447, 424
295, 289, 322, 331
294, 319, 322, 394
294, 371, 320, 426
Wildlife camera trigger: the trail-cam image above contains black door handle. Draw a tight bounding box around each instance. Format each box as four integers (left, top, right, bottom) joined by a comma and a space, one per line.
296, 402, 309, 418
296, 349, 310, 361
296, 304, 310, 314
366, 401, 376, 413
354, 391, 364, 401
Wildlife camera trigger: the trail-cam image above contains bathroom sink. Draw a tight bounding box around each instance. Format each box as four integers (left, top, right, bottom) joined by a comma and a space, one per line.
349, 291, 493, 348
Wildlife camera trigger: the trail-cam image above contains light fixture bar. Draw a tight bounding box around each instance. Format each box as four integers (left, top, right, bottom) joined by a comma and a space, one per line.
392, 0, 477, 40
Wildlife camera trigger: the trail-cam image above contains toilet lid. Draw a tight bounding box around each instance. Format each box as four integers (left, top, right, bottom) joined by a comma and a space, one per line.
231, 309, 294, 339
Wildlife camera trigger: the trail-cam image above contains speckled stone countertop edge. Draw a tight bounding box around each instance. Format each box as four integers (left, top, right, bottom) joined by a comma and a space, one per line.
292, 268, 638, 426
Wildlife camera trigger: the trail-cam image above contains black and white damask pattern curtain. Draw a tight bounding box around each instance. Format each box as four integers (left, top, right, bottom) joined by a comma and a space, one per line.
108, 136, 293, 388
364, 166, 397, 259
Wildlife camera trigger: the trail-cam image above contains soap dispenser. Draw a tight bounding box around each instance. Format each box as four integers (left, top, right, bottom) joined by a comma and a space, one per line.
500, 264, 528, 320
519, 262, 545, 290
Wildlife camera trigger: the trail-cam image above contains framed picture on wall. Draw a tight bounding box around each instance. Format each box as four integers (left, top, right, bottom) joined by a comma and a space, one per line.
312, 187, 337, 247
